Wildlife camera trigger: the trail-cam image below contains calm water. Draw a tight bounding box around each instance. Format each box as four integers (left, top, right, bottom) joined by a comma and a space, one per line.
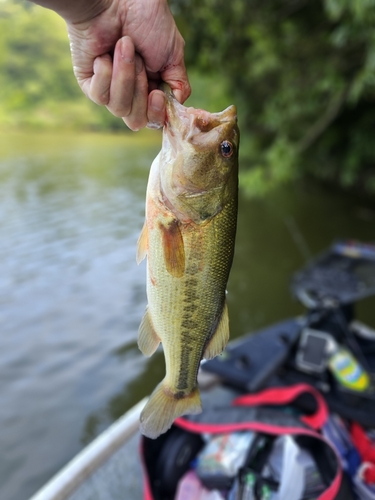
1, 131, 375, 500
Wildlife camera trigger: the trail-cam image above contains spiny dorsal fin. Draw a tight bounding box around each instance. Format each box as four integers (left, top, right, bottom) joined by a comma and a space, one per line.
159, 219, 185, 278
136, 222, 148, 264
138, 307, 160, 357
203, 301, 230, 360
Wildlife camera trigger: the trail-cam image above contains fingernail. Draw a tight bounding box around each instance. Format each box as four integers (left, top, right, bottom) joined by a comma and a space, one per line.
135, 55, 143, 74
121, 37, 134, 63
150, 92, 165, 112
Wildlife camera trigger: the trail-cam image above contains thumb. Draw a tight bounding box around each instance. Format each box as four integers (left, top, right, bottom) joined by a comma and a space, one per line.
161, 61, 191, 104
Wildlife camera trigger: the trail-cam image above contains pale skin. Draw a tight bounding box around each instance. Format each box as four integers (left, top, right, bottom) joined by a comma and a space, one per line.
30, 0, 191, 130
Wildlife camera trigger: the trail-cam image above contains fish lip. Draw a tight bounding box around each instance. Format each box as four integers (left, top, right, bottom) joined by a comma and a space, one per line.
166, 102, 237, 132
163, 86, 237, 146
165, 100, 195, 139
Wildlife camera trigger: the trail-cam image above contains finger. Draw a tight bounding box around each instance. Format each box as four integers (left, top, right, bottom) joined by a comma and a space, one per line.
122, 55, 149, 131
160, 36, 191, 104
162, 63, 191, 104
89, 54, 112, 105
107, 36, 136, 117
147, 90, 166, 129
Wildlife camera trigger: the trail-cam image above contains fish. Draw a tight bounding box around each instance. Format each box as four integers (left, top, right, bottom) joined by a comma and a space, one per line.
136, 85, 239, 439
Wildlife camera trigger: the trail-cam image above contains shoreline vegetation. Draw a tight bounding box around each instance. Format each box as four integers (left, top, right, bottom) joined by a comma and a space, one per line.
0, 1, 230, 133
1, 0, 375, 198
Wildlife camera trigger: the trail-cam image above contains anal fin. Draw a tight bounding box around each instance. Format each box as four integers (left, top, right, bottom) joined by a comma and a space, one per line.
204, 301, 230, 360
138, 307, 160, 357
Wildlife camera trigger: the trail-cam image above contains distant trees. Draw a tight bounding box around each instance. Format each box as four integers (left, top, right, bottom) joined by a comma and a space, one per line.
1, 0, 375, 196
172, 0, 375, 196
0, 0, 123, 130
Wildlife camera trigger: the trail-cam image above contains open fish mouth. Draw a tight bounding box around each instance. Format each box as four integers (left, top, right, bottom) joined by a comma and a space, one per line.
160, 83, 237, 151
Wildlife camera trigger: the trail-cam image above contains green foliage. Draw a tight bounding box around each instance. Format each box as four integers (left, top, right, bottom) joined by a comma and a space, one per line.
184, 70, 231, 113
172, 0, 375, 197
1, 0, 375, 197
0, 0, 123, 130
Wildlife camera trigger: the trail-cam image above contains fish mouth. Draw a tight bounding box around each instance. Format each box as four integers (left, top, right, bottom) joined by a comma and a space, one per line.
158, 84, 239, 224
161, 84, 237, 152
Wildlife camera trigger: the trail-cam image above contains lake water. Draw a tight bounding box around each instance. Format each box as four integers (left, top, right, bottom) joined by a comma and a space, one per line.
1, 131, 375, 500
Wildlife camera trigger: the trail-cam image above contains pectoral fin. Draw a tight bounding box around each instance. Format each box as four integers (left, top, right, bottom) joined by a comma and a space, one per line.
204, 301, 230, 360
160, 219, 185, 278
136, 222, 148, 264
138, 307, 160, 356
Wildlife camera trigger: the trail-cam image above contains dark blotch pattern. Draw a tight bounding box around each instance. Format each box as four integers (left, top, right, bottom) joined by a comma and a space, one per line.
176, 198, 237, 393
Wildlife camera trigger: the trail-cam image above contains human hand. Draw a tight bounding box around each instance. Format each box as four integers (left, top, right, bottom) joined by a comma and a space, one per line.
64, 0, 190, 130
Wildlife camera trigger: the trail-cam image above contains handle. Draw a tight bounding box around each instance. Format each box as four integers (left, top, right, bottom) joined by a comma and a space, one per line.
233, 383, 328, 430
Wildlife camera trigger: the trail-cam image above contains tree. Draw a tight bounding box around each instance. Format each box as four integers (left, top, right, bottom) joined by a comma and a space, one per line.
0, 0, 123, 130
172, 0, 375, 196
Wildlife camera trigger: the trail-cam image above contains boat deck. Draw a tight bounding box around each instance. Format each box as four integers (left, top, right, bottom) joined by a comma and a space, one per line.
68, 431, 143, 500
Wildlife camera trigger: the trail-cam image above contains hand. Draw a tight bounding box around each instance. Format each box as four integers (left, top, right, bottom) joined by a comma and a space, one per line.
65, 0, 190, 130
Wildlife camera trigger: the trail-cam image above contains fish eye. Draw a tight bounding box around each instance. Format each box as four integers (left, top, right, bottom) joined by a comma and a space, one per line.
220, 140, 233, 158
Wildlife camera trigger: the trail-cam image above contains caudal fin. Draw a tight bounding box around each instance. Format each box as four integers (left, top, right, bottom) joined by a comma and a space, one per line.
140, 382, 202, 439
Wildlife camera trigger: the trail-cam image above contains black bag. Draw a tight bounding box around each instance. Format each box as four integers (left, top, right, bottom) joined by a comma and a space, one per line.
141, 384, 353, 500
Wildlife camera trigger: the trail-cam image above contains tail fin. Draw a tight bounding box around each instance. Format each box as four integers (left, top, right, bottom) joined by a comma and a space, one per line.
140, 382, 202, 439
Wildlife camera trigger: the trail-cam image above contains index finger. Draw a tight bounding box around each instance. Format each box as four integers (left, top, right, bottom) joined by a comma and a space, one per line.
161, 62, 191, 104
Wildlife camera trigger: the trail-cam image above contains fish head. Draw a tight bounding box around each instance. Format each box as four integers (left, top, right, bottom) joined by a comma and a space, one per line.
160, 88, 239, 224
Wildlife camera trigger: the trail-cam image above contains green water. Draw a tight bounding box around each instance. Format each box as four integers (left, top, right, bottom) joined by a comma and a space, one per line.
0, 130, 374, 500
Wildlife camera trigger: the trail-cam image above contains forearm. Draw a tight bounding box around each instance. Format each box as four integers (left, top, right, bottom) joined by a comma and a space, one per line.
29, 0, 112, 23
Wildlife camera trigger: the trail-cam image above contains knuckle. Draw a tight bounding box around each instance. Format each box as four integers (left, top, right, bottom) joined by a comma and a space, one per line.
110, 103, 131, 117
185, 84, 192, 100
123, 115, 147, 132
98, 93, 110, 105
177, 32, 186, 49
92, 91, 109, 106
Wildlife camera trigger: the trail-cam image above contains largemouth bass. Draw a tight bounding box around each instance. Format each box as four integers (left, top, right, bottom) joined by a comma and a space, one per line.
137, 86, 239, 439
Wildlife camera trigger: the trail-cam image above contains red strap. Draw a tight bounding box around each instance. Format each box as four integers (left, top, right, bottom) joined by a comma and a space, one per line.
317, 464, 342, 500
351, 422, 375, 463
351, 421, 375, 485
143, 478, 154, 500
175, 418, 320, 437
233, 383, 328, 430
363, 464, 375, 484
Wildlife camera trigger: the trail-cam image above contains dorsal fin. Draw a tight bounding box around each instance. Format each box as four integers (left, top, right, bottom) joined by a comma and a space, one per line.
203, 301, 230, 360
138, 307, 160, 357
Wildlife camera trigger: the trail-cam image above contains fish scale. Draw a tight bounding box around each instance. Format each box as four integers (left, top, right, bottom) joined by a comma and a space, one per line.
137, 86, 239, 439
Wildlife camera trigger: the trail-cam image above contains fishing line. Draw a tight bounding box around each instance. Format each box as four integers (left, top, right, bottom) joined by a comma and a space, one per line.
284, 216, 312, 264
